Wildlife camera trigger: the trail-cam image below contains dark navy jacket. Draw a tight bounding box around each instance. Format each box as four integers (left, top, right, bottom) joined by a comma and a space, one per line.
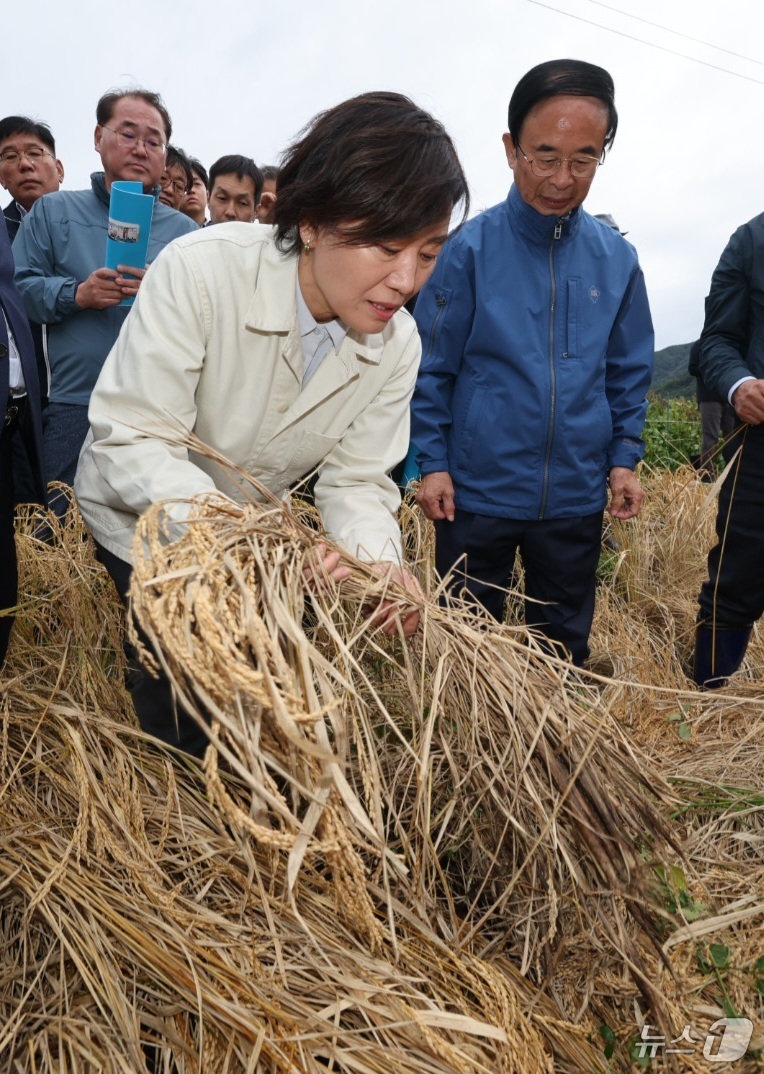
5, 199, 50, 402
699, 211, 764, 402
0, 221, 45, 504
411, 184, 654, 520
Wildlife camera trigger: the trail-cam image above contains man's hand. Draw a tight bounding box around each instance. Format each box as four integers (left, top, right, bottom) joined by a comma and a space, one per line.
607, 466, 644, 520
732, 378, 764, 425
257, 191, 276, 216
75, 264, 146, 310
75, 268, 124, 310
115, 264, 147, 301
416, 471, 455, 521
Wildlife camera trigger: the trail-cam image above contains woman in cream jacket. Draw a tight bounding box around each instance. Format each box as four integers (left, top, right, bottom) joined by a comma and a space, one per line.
75, 91, 469, 756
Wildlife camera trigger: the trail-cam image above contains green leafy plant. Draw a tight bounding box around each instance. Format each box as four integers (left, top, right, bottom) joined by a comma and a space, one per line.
643, 394, 701, 472
696, 942, 739, 1018
598, 1022, 617, 1061
753, 955, 764, 996
654, 863, 708, 922
668, 706, 692, 740
630, 1034, 653, 1069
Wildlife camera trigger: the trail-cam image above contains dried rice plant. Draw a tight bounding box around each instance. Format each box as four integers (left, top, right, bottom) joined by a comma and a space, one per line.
0, 702, 597, 1073
7, 491, 129, 715
4, 459, 764, 1072
590, 464, 764, 793
3, 493, 604, 1074
128, 440, 681, 1031
584, 467, 764, 1069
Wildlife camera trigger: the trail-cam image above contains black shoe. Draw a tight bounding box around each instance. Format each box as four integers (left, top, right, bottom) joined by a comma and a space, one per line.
693, 623, 751, 689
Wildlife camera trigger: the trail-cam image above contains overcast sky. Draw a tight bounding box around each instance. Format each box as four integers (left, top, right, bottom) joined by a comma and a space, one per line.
4, 0, 763, 350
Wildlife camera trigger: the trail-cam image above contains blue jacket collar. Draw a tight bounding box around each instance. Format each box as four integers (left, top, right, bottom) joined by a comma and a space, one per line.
90, 171, 161, 206
505, 182, 582, 244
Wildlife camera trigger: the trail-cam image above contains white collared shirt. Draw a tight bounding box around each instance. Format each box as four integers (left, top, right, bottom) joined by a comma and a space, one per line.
3, 310, 25, 395
296, 282, 348, 386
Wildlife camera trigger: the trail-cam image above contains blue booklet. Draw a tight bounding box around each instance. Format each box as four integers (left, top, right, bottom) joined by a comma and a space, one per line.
105, 181, 154, 306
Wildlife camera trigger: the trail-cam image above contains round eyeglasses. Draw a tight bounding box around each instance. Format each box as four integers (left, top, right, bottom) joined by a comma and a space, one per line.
0, 146, 54, 167
161, 174, 190, 196
101, 126, 167, 155
516, 143, 603, 180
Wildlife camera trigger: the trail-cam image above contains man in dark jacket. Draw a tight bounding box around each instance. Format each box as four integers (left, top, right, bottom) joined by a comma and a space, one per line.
0, 214, 45, 665
0, 117, 64, 502
411, 59, 653, 665
694, 214, 764, 687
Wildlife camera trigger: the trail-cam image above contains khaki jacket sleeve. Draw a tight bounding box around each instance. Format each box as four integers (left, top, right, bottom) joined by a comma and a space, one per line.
314, 325, 420, 564
85, 240, 224, 522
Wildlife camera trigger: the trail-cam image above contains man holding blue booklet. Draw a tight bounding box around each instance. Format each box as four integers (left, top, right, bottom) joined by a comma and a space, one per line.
13, 89, 196, 509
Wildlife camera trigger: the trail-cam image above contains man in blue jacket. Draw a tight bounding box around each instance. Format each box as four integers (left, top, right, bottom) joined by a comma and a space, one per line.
411, 59, 654, 665
13, 89, 196, 511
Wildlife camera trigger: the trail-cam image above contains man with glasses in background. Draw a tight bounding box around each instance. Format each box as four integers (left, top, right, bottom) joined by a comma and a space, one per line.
13, 89, 196, 512
411, 59, 653, 667
0, 117, 64, 242
159, 145, 194, 212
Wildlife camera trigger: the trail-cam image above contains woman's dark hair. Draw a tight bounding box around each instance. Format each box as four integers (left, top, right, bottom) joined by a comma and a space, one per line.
274, 91, 469, 254
508, 59, 617, 152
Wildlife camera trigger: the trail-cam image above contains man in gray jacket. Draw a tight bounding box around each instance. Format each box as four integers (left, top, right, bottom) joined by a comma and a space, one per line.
13, 88, 196, 511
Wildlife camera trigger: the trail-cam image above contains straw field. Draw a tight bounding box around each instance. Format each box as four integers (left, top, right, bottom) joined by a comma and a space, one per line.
1, 466, 763, 1073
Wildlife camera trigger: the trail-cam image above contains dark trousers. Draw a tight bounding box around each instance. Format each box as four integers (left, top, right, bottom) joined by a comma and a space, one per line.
43, 402, 91, 518
435, 509, 604, 666
10, 418, 43, 505
697, 401, 737, 480
95, 541, 210, 758
699, 424, 764, 628
0, 409, 18, 664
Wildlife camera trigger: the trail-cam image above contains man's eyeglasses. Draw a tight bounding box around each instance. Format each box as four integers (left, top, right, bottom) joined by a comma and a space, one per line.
101, 126, 166, 155
0, 146, 54, 167
161, 174, 190, 196
516, 143, 603, 180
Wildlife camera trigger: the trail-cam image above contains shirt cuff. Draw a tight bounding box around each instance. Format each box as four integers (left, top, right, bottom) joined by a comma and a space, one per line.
728, 375, 755, 405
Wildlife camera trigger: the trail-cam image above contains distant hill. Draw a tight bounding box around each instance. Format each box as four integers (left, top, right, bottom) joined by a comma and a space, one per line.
650, 342, 695, 399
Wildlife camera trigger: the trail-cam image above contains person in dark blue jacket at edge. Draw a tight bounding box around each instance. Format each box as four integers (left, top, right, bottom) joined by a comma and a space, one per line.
0, 216, 45, 666
693, 213, 764, 688
410, 59, 654, 666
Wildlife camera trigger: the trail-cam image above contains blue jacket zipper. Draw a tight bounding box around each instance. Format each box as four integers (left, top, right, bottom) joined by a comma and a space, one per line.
539, 219, 563, 518
425, 292, 448, 359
